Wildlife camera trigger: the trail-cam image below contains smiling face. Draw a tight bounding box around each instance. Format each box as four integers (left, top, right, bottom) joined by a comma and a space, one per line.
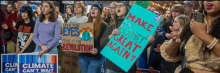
90, 6, 99, 18
116, 3, 128, 18
204, 1, 220, 15
42, 2, 52, 15
74, 4, 83, 14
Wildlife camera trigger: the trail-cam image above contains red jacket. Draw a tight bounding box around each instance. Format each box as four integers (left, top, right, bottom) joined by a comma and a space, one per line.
5, 10, 23, 41
1, 8, 7, 45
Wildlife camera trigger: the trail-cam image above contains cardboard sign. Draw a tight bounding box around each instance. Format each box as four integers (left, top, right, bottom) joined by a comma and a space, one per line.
61, 52, 80, 73
1, 54, 18, 73
135, 1, 150, 8
62, 23, 94, 53
101, 4, 162, 72
18, 54, 58, 73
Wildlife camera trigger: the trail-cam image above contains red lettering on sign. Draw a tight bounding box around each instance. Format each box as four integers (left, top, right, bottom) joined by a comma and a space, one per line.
127, 13, 136, 22
64, 60, 70, 65
147, 24, 154, 32
126, 13, 154, 31
123, 50, 130, 59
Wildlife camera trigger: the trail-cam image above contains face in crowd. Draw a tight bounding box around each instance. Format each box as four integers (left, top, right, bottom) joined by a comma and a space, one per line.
66, 7, 71, 13
6, 4, 13, 12
90, 6, 99, 18
104, 7, 110, 15
42, 2, 52, 15
36, 6, 41, 13
182, 4, 192, 14
116, 3, 128, 18
165, 10, 172, 20
204, 1, 220, 15
14, 2, 18, 9
109, 3, 117, 15
17, 1, 26, 11
74, 4, 83, 14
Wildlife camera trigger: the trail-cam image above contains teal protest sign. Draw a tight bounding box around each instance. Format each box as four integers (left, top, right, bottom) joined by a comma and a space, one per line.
101, 4, 163, 72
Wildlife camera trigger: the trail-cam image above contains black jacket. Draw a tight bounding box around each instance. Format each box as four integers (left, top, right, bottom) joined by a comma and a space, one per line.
82, 23, 108, 58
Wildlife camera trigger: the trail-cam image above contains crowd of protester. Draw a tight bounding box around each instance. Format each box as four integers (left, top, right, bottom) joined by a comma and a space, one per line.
0, 1, 220, 73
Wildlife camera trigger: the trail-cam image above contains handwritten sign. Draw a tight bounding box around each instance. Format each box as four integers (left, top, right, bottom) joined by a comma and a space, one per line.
136, 1, 149, 8
61, 52, 80, 73
1, 54, 18, 73
101, 4, 162, 72
18, 54, 58, 73
62, 23, 94, 53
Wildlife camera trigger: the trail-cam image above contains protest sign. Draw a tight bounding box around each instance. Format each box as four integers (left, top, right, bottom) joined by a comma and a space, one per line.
18, 54, 58, 73
101, 4, 163, 72
61, 52, 80, 73
1, 1, 8, 5
1, 54, 18, 73
62, 23, 94, 53
135, 1, 150, 8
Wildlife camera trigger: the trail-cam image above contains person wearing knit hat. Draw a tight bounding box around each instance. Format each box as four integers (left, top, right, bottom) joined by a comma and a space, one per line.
77, 2, 108, 73
181, 1, 193, 19
91, 3, 102, 14
100, 1, 138, 73
64, 5, 75, 23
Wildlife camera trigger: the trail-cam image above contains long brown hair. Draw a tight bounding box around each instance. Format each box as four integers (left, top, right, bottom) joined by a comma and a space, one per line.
87, 7, 107, 39
74, 2, 86, 16
39, 1, 57, 22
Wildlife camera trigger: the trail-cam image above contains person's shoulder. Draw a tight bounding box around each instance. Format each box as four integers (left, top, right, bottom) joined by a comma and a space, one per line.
17, 20, 24, 23
55, 20, 60, 23
10, 10, 17, 14
101, 22, 109, 28
82, 16, 88, 18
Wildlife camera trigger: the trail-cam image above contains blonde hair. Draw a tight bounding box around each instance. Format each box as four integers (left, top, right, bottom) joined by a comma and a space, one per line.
110, 2, 118, 25
102, 6, 110, 18
74, 2, 86, 16
110, 2, 118, 7
176, 15, 190, 33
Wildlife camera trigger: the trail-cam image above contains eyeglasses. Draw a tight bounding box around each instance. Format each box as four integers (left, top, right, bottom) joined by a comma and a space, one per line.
117, 5, 124, 8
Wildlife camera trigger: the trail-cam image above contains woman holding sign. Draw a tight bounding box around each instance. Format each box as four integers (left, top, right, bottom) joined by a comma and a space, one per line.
100, 1, 138, 73
160, 1, 220, 73
33, 1, 60, 57
77, 3, 108, 73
